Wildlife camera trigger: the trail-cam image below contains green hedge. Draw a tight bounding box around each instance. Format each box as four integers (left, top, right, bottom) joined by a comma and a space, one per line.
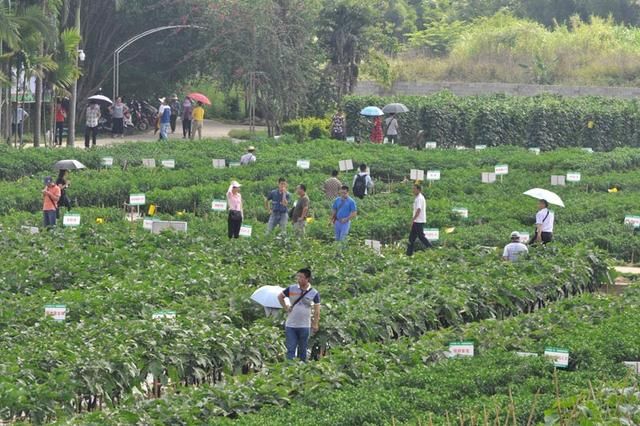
282, 117, 331, 142
344, 91, 640, 150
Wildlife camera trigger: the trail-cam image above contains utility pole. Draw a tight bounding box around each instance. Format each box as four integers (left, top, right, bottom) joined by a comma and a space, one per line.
67, 0, 81, 147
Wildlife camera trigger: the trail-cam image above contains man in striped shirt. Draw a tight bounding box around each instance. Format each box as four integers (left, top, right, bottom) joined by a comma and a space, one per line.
323, 170, 341, 199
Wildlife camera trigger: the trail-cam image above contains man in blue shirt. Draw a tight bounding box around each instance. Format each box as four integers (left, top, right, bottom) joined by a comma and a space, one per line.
277, 268, 320, 362
158, 97, 172, 141
331, 185, 357, 242
265, 177, 291, 234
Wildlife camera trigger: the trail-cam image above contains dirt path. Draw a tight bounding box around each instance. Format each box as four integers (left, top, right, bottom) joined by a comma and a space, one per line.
615, 266, 640, 274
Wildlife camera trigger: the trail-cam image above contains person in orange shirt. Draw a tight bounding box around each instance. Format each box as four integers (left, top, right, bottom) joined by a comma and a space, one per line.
42, 176, 61, 228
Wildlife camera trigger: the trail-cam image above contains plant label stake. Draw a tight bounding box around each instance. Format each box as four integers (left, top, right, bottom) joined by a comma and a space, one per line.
475, 145, 487, 150
229, 162, 241, 168
129, 194, 146, 206
161, 160, 175, 169
211, 200, 228, 212
339, 160, 354, 172
142, 159, 156, 168
364, 239, 382, 255
425, 141, 437, 149
544, 347, 569, 368
448, 341, 474, 357
583, 148, 594, 154
346, 136, 355, 143
213, 159, 226, 169
551, 175, 566, 186
455, 145, 467, 150
529, 147, 541, 155
45, 304, 66, 321
297, 160, 310, 170
21, 225, 39, 234
452, 208, 468, 218
516, 352, 538, 357
239, 224, 252, 237
410, 169, 425, 181
566, 172, 581, 182
623, 361, 640, 374
152, 310, 176, 320
101, 157, 114, 167
424, 228, 440, 241
151, 221, 188, 234
624, 216, 640, 228
63, 213, 81, 227
482, 172, 496, 184
518, 232, 530, 244
426, 170, 440, 183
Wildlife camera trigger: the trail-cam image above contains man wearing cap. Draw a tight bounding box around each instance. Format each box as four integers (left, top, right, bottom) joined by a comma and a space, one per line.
503, 231, 529, 261
158, 97, 171, 140
240, 147, 257, 165
265, 178, 290, 234
169, 95, 181, 134
42, 177, 61, 228
227, 180, 243, 239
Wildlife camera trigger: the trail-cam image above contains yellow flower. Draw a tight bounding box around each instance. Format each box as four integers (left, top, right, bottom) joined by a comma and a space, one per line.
95, 218, 104, 224
306, 217, 314, 224
587, 121, 595, 129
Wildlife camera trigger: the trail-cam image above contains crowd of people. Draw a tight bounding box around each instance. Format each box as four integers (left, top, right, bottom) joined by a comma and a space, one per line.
156, 95, 206, 141
329, 110, 400, 144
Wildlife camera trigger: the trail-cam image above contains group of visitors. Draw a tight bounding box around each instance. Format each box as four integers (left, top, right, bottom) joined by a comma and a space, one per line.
157, 95, 205, 141
329, 110, 400, 144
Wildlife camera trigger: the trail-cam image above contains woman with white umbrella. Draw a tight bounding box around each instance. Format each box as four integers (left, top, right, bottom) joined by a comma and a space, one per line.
523, 188, 563, 245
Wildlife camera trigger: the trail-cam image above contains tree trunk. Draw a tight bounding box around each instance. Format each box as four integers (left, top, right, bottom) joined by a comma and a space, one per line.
34, 77, 43, 147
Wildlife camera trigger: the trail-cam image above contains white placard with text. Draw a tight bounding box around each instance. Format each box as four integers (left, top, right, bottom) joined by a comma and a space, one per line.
101, 157, 114, 167
424, 228, 440, 241
529, 147, 541, 155
519, 232, 530, 244
425, 141, 437, 149
364, 239, 382, 255
211, 200, 228, 212
544, 348, 569, 368
45, 304, 66, 321
410, 169, 425, 181
482, 172, 496, 184
129, 193, 146, 206
452, 208, 468, 218
63, 213, 81, 227
213, 159, 226, 169
475, 145, 487, 150
152, 310, 176, 320
495, 164, 509, 175
161, 160, 175, 169
624, 216, 640, 228
566, 172, 581, 182
339, 160, 354, 171
239, 225, 252, 237
142, 159, 156, 168
448, 341, 474, 357
426, 170, 441, 181
297, 160, 310, 170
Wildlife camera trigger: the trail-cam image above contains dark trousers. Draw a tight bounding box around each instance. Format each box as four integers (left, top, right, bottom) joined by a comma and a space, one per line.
43, 210, 57, 228
11, 122, 24, 139
112, 117, 124, 135
387, 134, 398, 144
183, 119, 192, 138
407, 222, 433, 256
530, 232, 553, 245
228, 214, 242, 239
56, 122, 65, 145
170, 115, 177, 133
84, 126, 98, 148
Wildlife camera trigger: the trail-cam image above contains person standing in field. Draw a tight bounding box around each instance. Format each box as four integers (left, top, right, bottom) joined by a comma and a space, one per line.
406, 184, 433, 256
191, 101, 205, 140
503, 231, 529, 261
531, 199, 554, 245
352, 164, 374, 199
54, 101, 66, 146
109, 97, 128, 138
227, 180, 243, 239
182, 97, 193, 139
55, 170, 72, 219
330, 110, 346, 140
278, 268, 320, 362
331, 185, 357, 242
370, 116, 383, 143
265, 177, 290, 234
323, 170, 342, 200
157, 97, 171, 141
291, 184, 310, 236
42, 176, 61, 228
385, 113, 399, 144
84, 102, 101, 148
169, 95, 180, 134
240, 146, 257, 165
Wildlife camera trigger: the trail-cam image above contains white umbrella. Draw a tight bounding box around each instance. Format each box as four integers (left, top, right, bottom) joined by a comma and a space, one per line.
523, 188, 565, 207
54, 159, 87, 170
88, 95, 113, 105
382, 103, 410, 114
250, 286, 285, 309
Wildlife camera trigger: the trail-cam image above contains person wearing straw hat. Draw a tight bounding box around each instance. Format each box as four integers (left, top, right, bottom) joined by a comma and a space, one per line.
227, 181, 244, 239
240, 146, 257, 165
169, 94, 181, 134
503, 231, 529, 262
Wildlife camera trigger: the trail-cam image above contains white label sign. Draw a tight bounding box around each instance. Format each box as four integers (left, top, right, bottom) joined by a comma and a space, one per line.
129, 193, 146, 206
516, 352, 538, 357
213, 159, 226, 169
211, 200, 228, 212
101, 157, 114, 167
229, 162, 241, 168
475, 145, 487, 150
22, 225, 39, 234
519, 232, 530, 244
152, 310, 176, 320
142, 159, 156, 168
495, 164, 509, 175
624, 216, 640, 228
45, 304, 66, 321
544, 348, 569, 368
425, 141, 437, 149
455, 145, 467, 151
297, 160, 310, 170
239, 225, 252, 237
364, 239, 382, 255
452, 208, 468, 218
482, 172, 496, 184
624, 361, 640, 374
161, 160, 175, 169
424, 228, 440, 241
529, 147, 541, 155
566, 172, 581, 182
63, 213, 81, 227
583, 148, 594, 153
410, 169, 425, 181
448, 341, 474, 357
426, 170, 441, 181
346, 136, 355, 143
339, 160, 354, 171
551, 175, 566, 186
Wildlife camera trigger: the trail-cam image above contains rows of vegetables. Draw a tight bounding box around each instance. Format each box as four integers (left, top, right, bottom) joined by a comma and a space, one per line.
0, 138, 637, 424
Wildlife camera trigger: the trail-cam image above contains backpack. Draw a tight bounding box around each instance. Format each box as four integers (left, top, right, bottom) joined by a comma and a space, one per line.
353, 174, 367, 199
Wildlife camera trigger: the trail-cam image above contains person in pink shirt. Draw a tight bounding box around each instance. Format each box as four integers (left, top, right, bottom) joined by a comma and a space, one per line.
227, 181, 243, 238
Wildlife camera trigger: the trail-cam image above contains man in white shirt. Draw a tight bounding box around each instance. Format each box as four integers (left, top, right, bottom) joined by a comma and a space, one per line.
12, 104, 29, 139
240, 146, 257, 165
503, 231, 529, 261
352, 163, 374, 198
385, 113, 399, 144
406, 184, 433, 256
532, 199, 554, 245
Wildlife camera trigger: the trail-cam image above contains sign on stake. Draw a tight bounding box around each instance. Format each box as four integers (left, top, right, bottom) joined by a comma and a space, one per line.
229, 162, 241, 168
213, 159, 226, 169
566, 172, 581, 182
448, 341, 474, 358
495, 164, 509, 176
551, 175, 566, 186
101, 157, 114, 167
142, 159, 156, 168
239, 224, 252, 237
482, 172, 496, 184
529, 147, 541, 155
63, 213, 81, 227
364, 239, 382, 255
161, 160, 175, 169
339, 160, 354, 171
424, 228, 440, 241
452, 207, 468, 218
624, 216, 640, 228
22, 225, 39, 234
544, 347, 569, 368
475, 145, 487, 150
211, 200, 228, 212
425, 141, 437, 149
410, 169, 425, 181
346, 136, 355, 143
426, 170, 441, 181
297, 160, 310, 169
152, 310, 176, 320
129, 193, 146, 206
45, 304, 66, 321
519, 232, 530, 244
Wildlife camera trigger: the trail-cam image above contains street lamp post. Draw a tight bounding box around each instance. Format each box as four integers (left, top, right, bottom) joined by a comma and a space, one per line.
68, 49, 85, 147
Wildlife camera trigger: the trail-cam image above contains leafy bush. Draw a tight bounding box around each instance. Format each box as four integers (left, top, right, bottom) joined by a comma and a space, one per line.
282, 117, 331, 142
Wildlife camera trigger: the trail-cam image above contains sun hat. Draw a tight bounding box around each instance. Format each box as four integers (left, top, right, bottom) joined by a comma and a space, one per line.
510, 231, 520, 239
231, 180, 242, 188
248, 146, 256, 152
158, 97, 166, 103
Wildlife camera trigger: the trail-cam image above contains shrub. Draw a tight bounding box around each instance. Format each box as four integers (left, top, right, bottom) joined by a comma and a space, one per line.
282, 117, 331, 142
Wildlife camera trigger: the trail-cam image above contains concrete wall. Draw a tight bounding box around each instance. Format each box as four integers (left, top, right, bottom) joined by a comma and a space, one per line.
354, 80, 640, 99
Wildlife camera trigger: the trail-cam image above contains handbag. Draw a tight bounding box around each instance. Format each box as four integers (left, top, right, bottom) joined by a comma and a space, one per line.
229, 210, 242, 221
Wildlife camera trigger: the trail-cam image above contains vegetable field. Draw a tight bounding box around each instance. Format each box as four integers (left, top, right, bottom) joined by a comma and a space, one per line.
1, 138, 639, 425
